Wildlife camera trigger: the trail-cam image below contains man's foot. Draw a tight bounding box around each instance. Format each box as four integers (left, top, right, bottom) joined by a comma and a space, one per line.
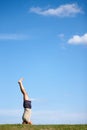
18, 78, 24, 84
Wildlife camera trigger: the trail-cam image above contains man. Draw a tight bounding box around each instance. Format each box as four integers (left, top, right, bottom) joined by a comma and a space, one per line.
18, 78, 32, 124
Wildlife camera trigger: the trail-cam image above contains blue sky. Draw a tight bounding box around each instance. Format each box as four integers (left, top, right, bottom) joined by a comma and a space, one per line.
0, 0, 87, 124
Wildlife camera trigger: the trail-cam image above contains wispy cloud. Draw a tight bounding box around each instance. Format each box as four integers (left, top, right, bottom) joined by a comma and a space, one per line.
0, 109, 22, 116
30, 3, 83, 17
31, 98, 47, 102
0, 109, 22, 124
58, 33, 65, 40
0, 109, 87, 124
0, 34, 30, 40
68, 33, 87, 45
57, 33, 67, 50
32, 110, 87, 124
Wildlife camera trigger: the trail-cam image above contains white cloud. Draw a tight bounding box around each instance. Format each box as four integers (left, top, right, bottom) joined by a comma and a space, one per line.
68, 33, 87, 45
32, 110, 87, 124
30, 3, 83, 17
0, 109, 22, 124
0, 34, 30, 40
31, 98, 47, 102
58, 33, 65, 39
0, 109, 22, 116
0, 109, 87, 124
58, 33, 65, 41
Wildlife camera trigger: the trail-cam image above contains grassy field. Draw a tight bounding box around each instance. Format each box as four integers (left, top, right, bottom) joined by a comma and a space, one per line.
0, 124, 87, 130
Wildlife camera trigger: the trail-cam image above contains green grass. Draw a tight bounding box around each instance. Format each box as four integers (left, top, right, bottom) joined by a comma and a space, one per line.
0, 124, 87, 130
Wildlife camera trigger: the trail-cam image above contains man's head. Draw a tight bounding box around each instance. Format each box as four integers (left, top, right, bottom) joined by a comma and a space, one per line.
22, 120, 32, 125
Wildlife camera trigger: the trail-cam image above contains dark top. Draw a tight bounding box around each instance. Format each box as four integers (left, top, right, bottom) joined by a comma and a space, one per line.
23, 100, 32, 109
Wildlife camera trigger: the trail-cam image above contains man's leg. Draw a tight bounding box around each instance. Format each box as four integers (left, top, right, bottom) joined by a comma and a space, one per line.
18, 78, 29, 100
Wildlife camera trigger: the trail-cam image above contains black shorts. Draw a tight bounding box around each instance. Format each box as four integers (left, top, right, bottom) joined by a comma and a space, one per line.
23, 100, 32, 109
